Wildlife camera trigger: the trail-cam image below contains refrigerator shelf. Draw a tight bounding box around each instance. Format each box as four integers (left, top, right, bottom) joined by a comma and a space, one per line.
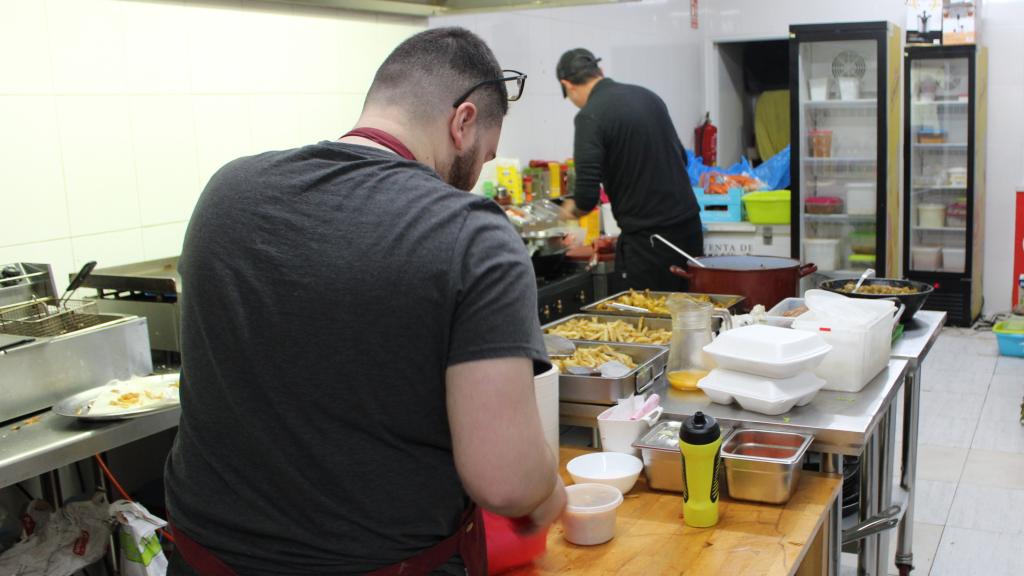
911, 186, 967, 192
803, 99, 876, 109
912, 100, 969, 107
912, 226, 967, 232
912, 143, 968, 149
805, 214, 877, 224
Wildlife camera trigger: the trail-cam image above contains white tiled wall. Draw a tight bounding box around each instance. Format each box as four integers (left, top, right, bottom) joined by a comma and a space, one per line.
0, 0, 424, 287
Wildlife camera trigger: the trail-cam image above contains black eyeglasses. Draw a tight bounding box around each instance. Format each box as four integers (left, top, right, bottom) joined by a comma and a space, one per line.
452, 70, 527, 108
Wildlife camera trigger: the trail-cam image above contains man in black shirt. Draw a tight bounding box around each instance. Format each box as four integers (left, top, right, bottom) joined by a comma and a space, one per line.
556, 48, 703, 291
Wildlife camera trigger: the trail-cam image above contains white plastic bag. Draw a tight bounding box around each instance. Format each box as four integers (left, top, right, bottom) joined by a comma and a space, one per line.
0, 494, 112, 576
110, 501, 168, 576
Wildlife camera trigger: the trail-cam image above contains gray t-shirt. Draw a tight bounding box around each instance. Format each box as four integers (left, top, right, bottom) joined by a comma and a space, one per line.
164, 141, 549, 574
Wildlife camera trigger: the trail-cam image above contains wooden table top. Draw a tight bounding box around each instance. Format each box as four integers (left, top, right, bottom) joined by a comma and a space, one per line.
506, 447, 842, 576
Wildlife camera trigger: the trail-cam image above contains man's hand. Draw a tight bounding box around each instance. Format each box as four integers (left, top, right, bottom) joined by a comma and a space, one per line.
522, 475, 567, 534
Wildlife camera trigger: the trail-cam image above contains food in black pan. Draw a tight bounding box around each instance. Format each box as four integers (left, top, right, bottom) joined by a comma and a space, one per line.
838, 282, 918, 295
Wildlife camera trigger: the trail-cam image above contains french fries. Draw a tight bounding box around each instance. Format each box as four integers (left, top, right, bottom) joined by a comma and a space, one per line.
546, 317, 672, 345
596, 289, 711, 315
552, 344, 638, 374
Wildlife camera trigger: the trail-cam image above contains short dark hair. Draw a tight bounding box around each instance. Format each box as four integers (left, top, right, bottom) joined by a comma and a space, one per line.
365, 27, 507, 126
556, 48, 602, 86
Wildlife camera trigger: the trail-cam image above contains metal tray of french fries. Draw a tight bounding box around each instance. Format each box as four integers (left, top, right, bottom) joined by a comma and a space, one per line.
581, 289, 745, 318
554, 341, 668, 405
542, 314, 673, 345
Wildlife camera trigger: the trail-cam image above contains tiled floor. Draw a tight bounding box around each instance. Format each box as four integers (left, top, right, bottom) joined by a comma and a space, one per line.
843, 327, 1024, 575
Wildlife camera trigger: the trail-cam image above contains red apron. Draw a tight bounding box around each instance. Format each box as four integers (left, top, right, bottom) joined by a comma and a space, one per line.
170, 504, 486, 576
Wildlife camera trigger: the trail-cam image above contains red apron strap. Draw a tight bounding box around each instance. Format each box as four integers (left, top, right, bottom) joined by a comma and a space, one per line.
366, 504, 487, 576
168, 521, 238, 576
170, 505, 486, 576
340, 127, 418, 162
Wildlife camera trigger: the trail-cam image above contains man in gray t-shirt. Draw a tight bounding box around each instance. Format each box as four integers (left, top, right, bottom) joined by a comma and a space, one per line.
165, 28, 565, 575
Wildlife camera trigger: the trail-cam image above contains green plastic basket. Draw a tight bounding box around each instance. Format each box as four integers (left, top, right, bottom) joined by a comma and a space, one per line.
742, 190, 791, 225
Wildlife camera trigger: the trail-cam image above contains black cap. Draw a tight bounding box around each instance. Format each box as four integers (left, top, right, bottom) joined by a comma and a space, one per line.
681, 411, 721, 446
556, 48, 602, 96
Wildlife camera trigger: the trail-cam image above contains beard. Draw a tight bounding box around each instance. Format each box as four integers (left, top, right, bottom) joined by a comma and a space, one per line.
446, 141, 481, 192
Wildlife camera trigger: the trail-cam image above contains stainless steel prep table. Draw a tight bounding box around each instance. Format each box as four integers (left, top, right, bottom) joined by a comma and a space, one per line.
0, 408, 180, 490
889, 311, 947, 576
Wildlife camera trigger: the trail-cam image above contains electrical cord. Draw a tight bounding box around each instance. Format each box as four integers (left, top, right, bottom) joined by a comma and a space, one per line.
93, 455, 175, 544
14, 482, 33, 501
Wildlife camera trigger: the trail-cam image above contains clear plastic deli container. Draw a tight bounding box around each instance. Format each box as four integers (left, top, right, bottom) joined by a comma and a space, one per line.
792, 292, 899, 392
561, 483, 623, 546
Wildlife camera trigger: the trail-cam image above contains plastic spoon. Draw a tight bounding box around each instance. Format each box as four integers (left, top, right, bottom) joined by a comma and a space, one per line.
852, 268, 876, 294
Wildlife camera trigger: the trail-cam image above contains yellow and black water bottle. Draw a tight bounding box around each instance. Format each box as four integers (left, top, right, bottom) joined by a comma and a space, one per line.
679, 411, 722, 527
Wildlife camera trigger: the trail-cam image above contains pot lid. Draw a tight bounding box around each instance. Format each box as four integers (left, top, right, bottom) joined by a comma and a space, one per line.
697, 255, 801, 271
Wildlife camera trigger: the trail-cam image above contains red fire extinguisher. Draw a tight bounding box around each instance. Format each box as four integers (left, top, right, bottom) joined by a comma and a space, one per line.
694, 112, 717, 167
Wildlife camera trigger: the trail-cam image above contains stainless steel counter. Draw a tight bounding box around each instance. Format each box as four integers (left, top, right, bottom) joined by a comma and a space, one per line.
891, 310, 946, 364
656, 359, 909, 456
0, 408, 180, 489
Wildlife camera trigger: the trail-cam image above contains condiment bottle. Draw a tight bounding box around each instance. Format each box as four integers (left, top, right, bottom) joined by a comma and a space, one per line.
678, 411, 722, 528
665, 296, 714, 390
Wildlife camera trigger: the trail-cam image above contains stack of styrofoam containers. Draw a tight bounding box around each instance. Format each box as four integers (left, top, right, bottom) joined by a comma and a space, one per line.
697, 325, 832, 415
792, 290, 899, 392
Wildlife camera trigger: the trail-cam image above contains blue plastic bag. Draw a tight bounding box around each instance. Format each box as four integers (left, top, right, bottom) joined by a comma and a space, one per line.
685, 150, 756, 187
751, 145, 790, 191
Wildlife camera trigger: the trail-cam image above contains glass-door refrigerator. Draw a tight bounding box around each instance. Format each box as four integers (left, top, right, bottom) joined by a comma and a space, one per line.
904, 45, 987, 326
789, 22, 903, 281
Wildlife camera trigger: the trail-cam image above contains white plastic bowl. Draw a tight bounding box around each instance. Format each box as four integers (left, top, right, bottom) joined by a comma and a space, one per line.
562, 483, 624, 546
567, 452, 643, 494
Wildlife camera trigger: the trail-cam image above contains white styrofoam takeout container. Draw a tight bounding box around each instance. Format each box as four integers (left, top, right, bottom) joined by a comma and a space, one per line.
702, 324, 832, 379
697, 368, 826, 416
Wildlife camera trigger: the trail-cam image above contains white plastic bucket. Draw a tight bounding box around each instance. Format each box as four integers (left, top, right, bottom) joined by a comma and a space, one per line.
917, 204, 947, 228
534, 365, 560, 460
804, 239, 840, 271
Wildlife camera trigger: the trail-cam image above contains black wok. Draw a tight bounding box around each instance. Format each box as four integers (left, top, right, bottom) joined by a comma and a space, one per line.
819, 278, 934, 323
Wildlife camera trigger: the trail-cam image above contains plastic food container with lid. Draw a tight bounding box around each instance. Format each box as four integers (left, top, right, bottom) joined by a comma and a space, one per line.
911, 246, 942, 270
946, 201, 968, 227
848, 254, 876, 270
697, 368, 826, 415
805, 196, 844, 215
849, 231, 876, 254
792, 292, 899, 392
561, 483, 623, 545
803, 238, 840, 271
845, 182, 876, 215
946, 167, 968, 187
917, 204, 947, 228
942, 247, 966, 272
702, 324, 832, 379
809, 129, 833, 157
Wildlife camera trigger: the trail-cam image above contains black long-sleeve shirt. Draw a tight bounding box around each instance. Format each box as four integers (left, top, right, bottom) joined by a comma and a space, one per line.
573, 78, 699, 234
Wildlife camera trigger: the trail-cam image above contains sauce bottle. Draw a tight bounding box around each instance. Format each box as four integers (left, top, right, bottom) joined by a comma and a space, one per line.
679, 411, 722, 528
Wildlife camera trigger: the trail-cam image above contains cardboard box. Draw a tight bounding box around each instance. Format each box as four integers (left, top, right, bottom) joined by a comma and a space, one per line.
943, 0, 978, 45
906, 0, 943, 45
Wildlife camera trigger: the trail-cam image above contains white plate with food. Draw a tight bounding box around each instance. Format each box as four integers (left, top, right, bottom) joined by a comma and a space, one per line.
52, 373, 181, 420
